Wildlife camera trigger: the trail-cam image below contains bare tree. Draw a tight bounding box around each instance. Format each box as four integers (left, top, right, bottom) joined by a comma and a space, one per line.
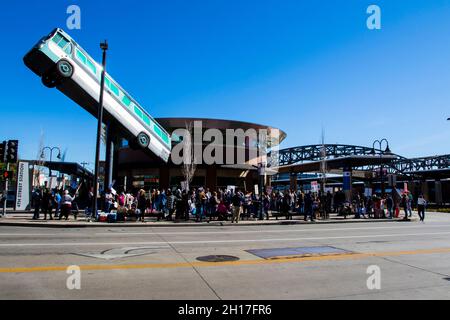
33, 129, 46, 188
181, 121, 196, 191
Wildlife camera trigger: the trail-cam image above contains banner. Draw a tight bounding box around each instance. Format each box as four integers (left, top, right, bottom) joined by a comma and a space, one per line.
15, 161, 30, 210
343, 172, 352, 191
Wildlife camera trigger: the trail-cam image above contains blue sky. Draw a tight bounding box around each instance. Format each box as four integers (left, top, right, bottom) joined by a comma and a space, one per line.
1, 0, 450, 169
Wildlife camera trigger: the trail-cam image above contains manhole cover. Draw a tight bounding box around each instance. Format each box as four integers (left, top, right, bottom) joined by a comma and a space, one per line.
196, 255, 240, 262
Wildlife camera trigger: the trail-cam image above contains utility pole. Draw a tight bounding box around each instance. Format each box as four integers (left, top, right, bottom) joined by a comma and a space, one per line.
92, 40, 108, 218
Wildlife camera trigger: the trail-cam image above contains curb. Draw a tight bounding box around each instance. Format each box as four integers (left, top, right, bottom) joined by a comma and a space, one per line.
0, 218, 412, 228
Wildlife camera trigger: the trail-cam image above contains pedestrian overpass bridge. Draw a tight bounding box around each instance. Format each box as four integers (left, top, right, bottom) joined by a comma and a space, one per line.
271, 144, 450, 204
275, 144, 450, 177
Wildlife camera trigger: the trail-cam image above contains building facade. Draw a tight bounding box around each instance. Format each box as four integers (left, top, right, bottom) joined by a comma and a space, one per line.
114, 118, 286, 192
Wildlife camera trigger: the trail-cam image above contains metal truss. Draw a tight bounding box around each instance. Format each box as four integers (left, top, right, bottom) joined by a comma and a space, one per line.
276, 144, 450, 175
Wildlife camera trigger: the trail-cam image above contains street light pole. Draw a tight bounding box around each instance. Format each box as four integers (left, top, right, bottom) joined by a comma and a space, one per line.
92, 40, 108, 218
372, 139, 391, 196
41, 146, 61, 184
258, 163, 265, 220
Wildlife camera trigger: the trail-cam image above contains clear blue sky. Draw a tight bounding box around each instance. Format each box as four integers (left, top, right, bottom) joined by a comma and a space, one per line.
1, 0, 450, 169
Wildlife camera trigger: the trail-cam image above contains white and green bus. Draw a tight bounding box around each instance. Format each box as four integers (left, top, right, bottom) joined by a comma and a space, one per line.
24, 28, 171, 162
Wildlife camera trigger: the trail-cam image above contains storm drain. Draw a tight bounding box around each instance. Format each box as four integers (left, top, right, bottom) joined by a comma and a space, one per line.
246, 246, 353, 260
196, 255, 240, 262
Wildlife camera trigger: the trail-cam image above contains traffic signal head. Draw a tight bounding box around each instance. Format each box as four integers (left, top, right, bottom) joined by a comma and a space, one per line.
2, 170, 13, 180
0, 141, 5, 163
6, 140, 18, 163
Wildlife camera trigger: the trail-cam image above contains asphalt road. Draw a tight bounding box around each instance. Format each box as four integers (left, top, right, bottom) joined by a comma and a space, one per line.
1, 212, 450, 300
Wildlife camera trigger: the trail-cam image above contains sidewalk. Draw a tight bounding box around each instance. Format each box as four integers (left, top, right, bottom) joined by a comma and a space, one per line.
0, 212, 413, 228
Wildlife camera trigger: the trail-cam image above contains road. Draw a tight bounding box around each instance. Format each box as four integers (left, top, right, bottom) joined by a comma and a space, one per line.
1, 212, 450, 300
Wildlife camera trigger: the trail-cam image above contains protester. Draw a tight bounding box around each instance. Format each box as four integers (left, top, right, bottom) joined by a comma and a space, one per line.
231, 189, 242, 223
386, 194, 394, 219
104, 189, 114, 213
41, 188, 54, 220
401, 194, 409, 220
304, 193, 314, 222
137, 189, 146, 222
417, 194, 427, 222
32, 187, 42, 220
407, 192, 414, 218
59, 189, 76, 220
85, 187, 94, 222
54, 189, 61, 218
166, 189, 175, 221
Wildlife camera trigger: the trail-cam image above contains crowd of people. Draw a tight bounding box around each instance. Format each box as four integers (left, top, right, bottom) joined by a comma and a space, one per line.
28, 185, 428, 223
333, 191, 427, 221
31, 187, 79, 221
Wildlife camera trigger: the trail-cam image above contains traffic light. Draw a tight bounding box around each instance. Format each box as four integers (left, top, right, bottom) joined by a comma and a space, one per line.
2, 170, 13, 180
0, 141, 5, 163
6, 140, 18, 163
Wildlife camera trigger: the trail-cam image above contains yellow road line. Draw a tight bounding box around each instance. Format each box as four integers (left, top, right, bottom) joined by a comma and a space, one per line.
1, 247, 450, 274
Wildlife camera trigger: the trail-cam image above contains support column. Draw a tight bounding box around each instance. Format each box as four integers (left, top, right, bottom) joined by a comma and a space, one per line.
290, 171, 298, 191
435, 180, 442, 205
266, 175, 272, 187
245, 171, 254, 193
159, 166, 170, 190
205, 165, 217, 190
421, 180, 429, 201
123, 169, 133, 192
343, 167, 352, 202
104, 123, 114, 190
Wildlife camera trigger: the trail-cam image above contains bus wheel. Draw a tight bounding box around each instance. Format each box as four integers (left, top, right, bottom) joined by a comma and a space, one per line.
41, 73, 58, 88
137, 132, 150, 148
56, 59, 73, 78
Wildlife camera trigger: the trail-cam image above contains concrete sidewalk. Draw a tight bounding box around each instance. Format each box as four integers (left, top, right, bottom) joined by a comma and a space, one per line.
0, 213, 412, 228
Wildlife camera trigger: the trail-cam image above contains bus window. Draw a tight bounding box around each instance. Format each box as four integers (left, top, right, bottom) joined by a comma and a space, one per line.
154, 124, 162, 138
64, 43, 73, 55
52, 33, 62, 44
104, 77, 119, 95
76, 49, 87, 64
134, 105, 143, 118
86, 59, 96, 75
52, 33, 71, 52
122, 95, 131, 108
58, 37, 69, 49
142, 114, 151, 126
109, 81, 119, 96
161, 132, 170, 144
